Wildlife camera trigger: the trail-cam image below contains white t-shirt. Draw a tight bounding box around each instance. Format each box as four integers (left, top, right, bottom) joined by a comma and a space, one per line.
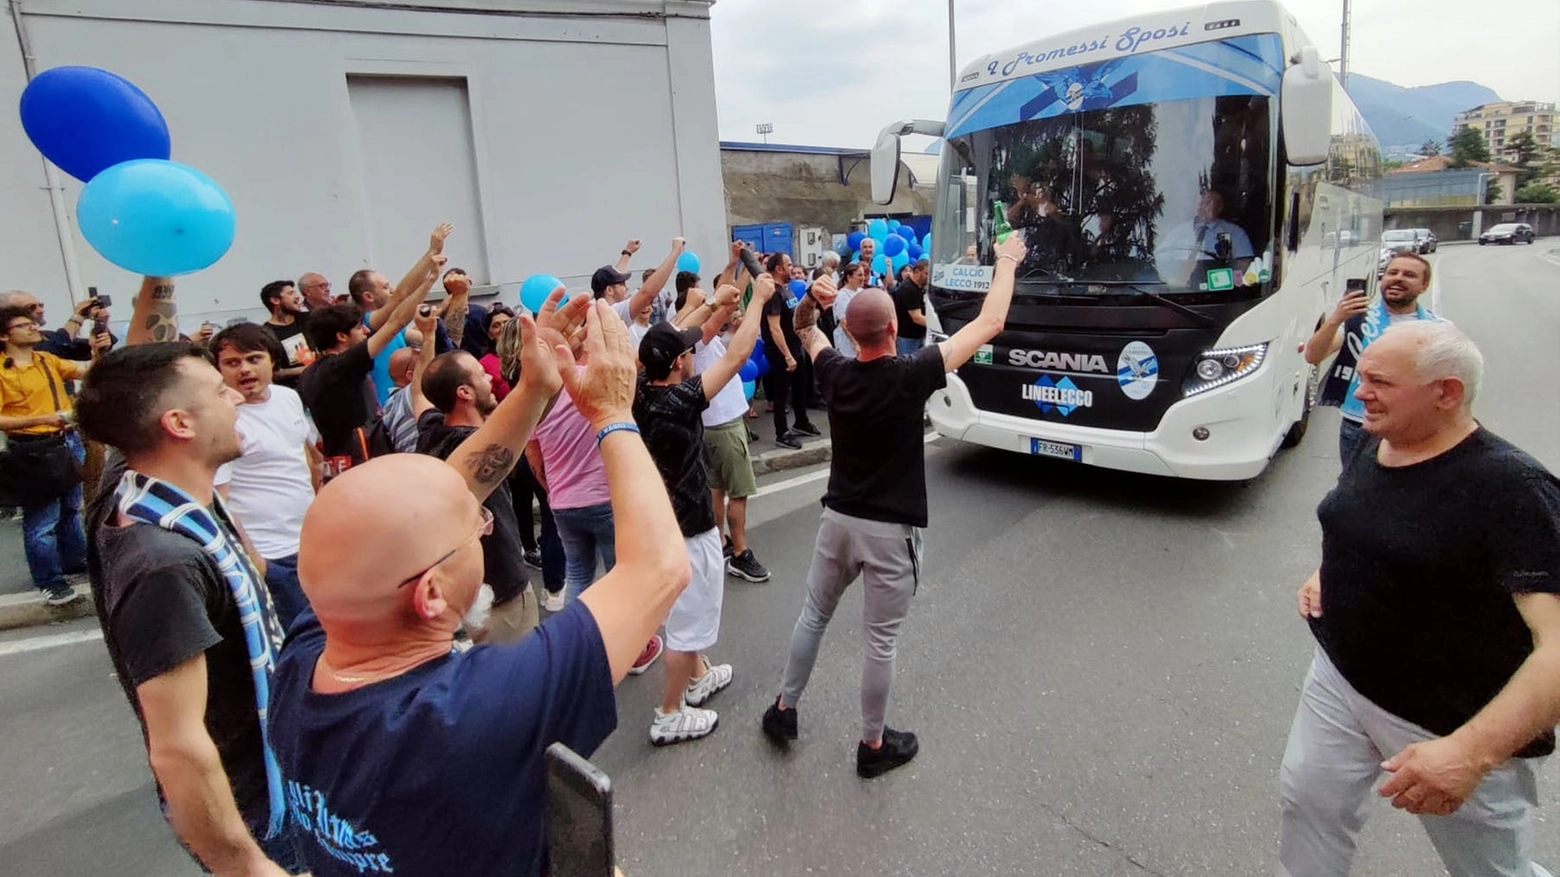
694, 337, 748, 427
213, 385, 318, 559
832, 287, 861, 359
628, 320, 654, 349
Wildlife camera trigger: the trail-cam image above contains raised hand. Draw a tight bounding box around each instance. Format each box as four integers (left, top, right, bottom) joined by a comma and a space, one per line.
514, 314, 564, 402
671, 236, 687, 255
751, 273, 778, 305
557, 303, 637, 430
624, 239, 642, 256
711, 284, 740, 310
535, 286, 591, 359
995, 232, 1028, 265
429, 223, 454, 254
810, 274, 839, 310
413, 302, 440, 338
1331, 290, 1370, 325
444, 270, 472, 297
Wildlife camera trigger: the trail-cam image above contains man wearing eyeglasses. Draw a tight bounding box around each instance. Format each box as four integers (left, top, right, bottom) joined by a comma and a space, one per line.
0, 305, 108, 606
268, 299, 692, 876
296, 273, 333, 312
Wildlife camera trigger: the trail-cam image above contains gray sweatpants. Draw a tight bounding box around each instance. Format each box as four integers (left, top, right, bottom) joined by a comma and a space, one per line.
779, 507, 923, 744
1278, 648, 1549, 877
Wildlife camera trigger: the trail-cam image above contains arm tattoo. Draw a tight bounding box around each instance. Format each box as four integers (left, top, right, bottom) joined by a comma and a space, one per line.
797, 326, 827, 351
463, 443, 515, 486
445, 299, 470, 347
151, 283, 175, 301
793, 293, 819, 332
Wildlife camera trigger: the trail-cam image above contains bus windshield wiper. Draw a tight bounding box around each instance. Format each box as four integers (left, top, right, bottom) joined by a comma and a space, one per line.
1085, 281, 1220, 326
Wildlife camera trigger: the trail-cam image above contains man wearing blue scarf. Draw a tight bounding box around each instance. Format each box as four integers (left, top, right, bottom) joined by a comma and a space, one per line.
1305, 252, 1442, 465
78, 276, 306, 875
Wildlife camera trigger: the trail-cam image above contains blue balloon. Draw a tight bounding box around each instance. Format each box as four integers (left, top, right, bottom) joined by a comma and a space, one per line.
77, 159, 234, 277
21, 67, 171, 183
520, 274, 564, 314
883, 235, 906, 257
847, 231, 866, 250
922, 234, 933, 255
872, 253, 887, 276
751, 348, 770, 378
897, 227, 917, 243
742, 379, 756, 401
852, 251, 861, 264
676, 251, 701, 275
788, 279, 807, 297
739, 360, 758, 382
887, 219, 902, 232
868, 219, 889, 242
908, 245, 924, 261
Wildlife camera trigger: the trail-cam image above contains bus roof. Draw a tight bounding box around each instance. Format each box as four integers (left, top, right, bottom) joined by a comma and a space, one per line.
956, 0, 1314, 93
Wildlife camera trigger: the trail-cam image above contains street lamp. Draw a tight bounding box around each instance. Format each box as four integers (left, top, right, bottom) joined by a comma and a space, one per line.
756, 123, 773, 144
948, 0, 957, 91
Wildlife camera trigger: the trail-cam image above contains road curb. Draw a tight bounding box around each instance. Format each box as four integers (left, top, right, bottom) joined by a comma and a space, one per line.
0, 593, 93, 632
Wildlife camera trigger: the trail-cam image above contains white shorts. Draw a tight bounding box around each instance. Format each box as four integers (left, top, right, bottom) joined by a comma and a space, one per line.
663, 528, 725, 652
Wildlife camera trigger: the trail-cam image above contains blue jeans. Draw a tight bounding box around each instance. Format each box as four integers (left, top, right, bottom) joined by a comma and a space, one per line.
21, 432, 87, 592
896, 337, 924, 357
262, 554, 310, 635
553, 502, 616, 600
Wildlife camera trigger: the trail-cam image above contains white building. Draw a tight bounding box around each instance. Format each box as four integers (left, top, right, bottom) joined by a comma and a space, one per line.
3, 0, 725, 323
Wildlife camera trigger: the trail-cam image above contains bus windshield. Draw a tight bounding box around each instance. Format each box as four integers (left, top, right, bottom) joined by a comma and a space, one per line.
933, 94, 1274, 297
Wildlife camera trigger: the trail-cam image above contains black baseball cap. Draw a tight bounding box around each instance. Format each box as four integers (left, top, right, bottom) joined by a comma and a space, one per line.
590, 266, 631, 296
638, 321, 703, 380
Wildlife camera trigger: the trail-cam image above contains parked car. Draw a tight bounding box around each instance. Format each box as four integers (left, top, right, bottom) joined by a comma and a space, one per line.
1381, 229, 1421, 255
1479, 223, 1536, 245
1409, 227, 1438, 253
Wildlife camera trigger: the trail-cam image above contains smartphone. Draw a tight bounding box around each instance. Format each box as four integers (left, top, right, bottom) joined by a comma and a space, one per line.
94, 293, 113, 309
1345, 277, 1369, 305
545, 743, 614, 877
418, 303, 435, 317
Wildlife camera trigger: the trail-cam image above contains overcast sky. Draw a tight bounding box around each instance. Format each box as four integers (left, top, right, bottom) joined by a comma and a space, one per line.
710, 0, 1559, 149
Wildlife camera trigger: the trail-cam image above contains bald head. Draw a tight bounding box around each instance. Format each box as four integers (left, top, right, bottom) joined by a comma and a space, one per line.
844, 289, 896, 351
300, 455, 485, 630
388, 347, 418, 388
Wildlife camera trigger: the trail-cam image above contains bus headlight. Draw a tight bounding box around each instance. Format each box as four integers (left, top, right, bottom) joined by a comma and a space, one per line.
1183, 344, 1267, 397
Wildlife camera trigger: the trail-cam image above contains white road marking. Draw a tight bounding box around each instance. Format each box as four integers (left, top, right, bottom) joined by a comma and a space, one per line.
0, 628, 103, 657
752, 432, 940, 498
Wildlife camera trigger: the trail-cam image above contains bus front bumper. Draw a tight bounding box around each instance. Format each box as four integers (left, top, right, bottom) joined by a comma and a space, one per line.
928, 373, 1283, 481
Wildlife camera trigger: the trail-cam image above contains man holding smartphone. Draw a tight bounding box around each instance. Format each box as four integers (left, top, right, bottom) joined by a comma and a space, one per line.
1305, 252, 1443, 466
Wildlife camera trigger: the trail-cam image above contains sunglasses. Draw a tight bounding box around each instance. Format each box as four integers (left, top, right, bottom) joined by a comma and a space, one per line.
396, 506, 494, 588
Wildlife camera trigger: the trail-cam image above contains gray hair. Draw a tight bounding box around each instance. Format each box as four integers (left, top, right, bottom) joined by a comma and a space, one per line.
1384, 320, 1483, 407
0, 291, 28, 307
821, 251, 841, 267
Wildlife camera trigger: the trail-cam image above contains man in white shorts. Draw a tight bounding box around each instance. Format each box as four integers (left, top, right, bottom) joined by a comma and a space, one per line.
632, 274, 777, 744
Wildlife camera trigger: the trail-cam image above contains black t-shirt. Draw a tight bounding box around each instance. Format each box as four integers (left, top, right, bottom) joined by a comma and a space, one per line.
632, 375, 716, 537
815, 345, 946, 527
892, 280, 927, 341
1312, 428, 1560, 757
85, 455, 274, 837
415, 410, 528, 605
264, 320, 313, 389
298, 343, 377, 458
761, 286, 802, 353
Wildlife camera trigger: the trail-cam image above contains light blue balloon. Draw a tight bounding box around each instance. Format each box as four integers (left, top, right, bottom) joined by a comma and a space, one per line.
520, 274, 564, 315
677, 251, 701, 275
77, 159, 234, 277
872, 253, 887, 276
868, 219, 888, 242
887, 219, 901, 232
892, 250, 910, 272
922, 234, 933, 255
742, 379, 756, 401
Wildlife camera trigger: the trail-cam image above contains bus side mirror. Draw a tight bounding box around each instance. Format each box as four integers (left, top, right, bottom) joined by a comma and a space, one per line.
1281, 46, 1332, 167
871, 127, 902, 205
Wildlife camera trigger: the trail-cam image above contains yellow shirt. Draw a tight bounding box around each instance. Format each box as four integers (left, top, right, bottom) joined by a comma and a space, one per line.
0, 351, 86, 436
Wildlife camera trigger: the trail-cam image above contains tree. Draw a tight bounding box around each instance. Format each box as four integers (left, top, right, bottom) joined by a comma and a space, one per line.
1419, 138, 1442, 157
1514, 182, 1559, 204
1448, 127, 1491, 168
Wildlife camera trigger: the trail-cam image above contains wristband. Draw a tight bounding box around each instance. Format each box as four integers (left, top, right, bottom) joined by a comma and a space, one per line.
595, 422, 640, 444
621, 250, 633, 257
997, 254, 1020, 265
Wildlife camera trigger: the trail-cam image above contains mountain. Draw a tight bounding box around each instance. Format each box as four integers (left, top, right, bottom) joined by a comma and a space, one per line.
1348, 75, 1504, 148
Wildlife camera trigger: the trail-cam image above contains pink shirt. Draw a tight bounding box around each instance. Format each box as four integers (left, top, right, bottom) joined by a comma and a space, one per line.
532, 380, 610, 510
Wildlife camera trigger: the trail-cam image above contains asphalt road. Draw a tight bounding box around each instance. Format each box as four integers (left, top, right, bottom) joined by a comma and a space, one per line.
1, 241, 1556, 876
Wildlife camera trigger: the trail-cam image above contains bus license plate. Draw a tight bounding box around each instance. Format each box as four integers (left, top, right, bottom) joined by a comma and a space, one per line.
1030, 438, 1082, 462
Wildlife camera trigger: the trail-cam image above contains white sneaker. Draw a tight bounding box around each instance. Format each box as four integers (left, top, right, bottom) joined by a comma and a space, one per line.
684, 658, 733, 707
542, 590, 565, 613
650, 704, 719, 746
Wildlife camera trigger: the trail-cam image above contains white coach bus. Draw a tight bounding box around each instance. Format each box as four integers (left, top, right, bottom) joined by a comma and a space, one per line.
872, 0, 1382, 479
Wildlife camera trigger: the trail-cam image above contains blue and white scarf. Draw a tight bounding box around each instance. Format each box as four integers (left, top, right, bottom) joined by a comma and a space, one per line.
116, 470, 287, 839
1317, 297, 1439, 420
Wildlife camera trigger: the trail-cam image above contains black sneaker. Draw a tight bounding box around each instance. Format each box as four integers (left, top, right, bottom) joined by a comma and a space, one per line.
775, 431, 802, 450
522, 549, 543, 570
44, 585, 83, 607
792, 421, 821, 438
727, 549, 771, 583
761, 696, 798, 745
857, 727, 919, 778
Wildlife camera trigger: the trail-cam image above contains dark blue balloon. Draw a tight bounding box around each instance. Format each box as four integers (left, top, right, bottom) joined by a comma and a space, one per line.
20, 67, 171, 183
788, 279, 807, 297
908, 245, 924, 261
847, 231, 866, 251
739, 360, 759, 382
883, 235, 906, 257
751, 348, 771, 378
